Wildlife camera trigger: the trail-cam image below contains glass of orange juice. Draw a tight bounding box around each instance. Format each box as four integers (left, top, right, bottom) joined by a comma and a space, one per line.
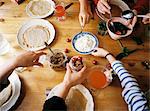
55, 2, 66, 21
86, 66, 113, 92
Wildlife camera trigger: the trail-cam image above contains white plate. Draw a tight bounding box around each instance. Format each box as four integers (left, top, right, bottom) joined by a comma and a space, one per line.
47, 84, 94, 111
26, 0, 55, 19
1, 72, 21, 111
17, 19, 55, 51
96, 0, 130, 21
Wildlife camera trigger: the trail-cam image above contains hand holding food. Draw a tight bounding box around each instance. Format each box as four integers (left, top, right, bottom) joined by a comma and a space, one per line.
142, 13, 150, 24
97, 0, 111, 14
91, 48, 109, 57
14, 51, 46, 67
69, 56, 85, 72
63, 63, 86, 87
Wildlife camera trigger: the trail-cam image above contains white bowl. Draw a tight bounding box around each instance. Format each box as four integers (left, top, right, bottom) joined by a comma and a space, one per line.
106, 17, 133, 40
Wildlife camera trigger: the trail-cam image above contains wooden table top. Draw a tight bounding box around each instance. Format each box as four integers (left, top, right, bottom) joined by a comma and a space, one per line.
0, 0, 149, 111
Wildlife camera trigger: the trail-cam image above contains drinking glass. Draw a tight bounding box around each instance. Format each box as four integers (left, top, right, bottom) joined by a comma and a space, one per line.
55, 2, 66, 21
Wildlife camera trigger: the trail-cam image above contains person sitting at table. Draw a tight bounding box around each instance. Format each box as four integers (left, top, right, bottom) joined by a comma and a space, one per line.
0, 51, 46, 83
43, 63, 87, 111
91, 47, 149, 111
43, 48, 149, 111
79, 0, 149, 27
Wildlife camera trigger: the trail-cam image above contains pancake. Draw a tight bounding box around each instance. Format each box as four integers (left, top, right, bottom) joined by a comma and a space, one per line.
66, 88, 87, 111
23, 25, 50, 48
0, 84, 12, 107
29, 0, 51, 16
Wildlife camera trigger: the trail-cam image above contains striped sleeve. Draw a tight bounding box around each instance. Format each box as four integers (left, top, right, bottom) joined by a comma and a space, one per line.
111, 61, 149, 111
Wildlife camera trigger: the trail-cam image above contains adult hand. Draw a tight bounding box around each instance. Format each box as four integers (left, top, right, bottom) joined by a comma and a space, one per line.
79, 9, 90, 27
63, 63, 87, 87
14, 51, 46, 67
142, 13, 150, 24
97, 0, 111, 14
91, 47, 109, 57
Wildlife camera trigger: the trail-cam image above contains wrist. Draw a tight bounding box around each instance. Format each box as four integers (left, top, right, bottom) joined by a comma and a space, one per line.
62, 81, 72, 90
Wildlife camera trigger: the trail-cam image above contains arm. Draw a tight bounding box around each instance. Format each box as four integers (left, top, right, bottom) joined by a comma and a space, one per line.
78, 0, 90, 27
92, 48, 149, 111
43, 63, 87, 111
0, 51, 46, 82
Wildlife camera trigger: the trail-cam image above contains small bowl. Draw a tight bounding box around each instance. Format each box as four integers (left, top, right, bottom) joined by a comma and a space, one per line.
69, 56, 85, 72
47, 49, 68, 71
106, 17, 133, 40
72, 32, 99, 55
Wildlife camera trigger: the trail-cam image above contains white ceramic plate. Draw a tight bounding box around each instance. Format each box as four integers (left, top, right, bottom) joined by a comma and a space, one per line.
46, 84, 94, 111
1, 72, 21, 111
96, 0, 130, 21
17, 19, 55, 51
26, 0, 55, 19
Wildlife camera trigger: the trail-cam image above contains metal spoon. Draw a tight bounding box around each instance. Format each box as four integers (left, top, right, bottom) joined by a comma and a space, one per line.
122, 10, 150, 19
44, 42, 55, 55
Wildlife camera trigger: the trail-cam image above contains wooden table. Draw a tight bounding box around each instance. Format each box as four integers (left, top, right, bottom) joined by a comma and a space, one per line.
0, 0, 149, 111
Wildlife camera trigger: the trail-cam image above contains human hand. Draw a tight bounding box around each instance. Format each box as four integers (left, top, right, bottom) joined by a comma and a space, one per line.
97, 0, 111, 14
142, 13, 150, 24
14, 51, 46, 67
79, 9, 90, 27
91, 48, 109, 57
63, 63, 87, 87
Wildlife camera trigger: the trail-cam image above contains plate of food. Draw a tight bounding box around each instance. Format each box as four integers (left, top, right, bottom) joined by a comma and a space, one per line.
0, 72, 21, 111
106, 17, 133, 40
46, 84, 94, 111
17, 19, 55, 51
72, 32, 99, 54
95, 0, 130, 21
26, 0, 55, 19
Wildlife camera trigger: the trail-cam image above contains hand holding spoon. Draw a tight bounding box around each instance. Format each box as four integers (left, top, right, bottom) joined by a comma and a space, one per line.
122, 10, 150, 19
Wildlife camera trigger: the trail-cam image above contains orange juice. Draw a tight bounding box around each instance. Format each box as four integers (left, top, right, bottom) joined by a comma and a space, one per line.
55, 5, 65, 17
87, 68, 107, 89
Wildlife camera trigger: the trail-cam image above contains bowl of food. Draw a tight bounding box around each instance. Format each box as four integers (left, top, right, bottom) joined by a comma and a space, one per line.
47, 49, 68, 71
69, 56, 85, 72
106, 17, 133, 40
72, 32, 99, 55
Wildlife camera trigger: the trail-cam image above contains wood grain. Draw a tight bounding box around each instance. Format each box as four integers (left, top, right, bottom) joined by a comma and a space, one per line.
0, 0, 149, 111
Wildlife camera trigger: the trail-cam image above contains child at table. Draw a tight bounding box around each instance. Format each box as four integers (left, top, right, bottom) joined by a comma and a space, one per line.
43, 47, 149, 111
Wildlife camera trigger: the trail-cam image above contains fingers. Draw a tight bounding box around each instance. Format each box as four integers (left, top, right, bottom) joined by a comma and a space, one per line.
131, 16, 137, 28
34, 62, 43, 67
34, 52, 46, 59
97, 0, 110, 14
142, 18, 150, 24
79, 15, 83, 27
66, 63, 72, 74
91, 48, 99, 56
79, 65, 86, 73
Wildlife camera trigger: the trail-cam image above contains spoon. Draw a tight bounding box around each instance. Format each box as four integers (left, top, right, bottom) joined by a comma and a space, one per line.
122, 10, 150, 19
109, 10, 116, 32
44, 42, 55, 55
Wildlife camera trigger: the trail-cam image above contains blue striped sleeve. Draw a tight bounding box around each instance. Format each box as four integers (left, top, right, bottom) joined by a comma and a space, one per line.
111, 61, 149, 111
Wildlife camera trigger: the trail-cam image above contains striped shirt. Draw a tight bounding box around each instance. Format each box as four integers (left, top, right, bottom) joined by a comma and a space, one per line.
111, 61, 149, 111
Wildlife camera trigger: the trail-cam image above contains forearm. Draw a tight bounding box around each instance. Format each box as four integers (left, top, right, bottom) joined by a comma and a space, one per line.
79, 0, 88, 11
53, 82, 71, 99
111, 61, 148, 111
0, 59, 18, 82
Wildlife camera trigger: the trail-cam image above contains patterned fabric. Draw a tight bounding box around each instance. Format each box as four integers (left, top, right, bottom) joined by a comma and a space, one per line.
111, 61, 149, 111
